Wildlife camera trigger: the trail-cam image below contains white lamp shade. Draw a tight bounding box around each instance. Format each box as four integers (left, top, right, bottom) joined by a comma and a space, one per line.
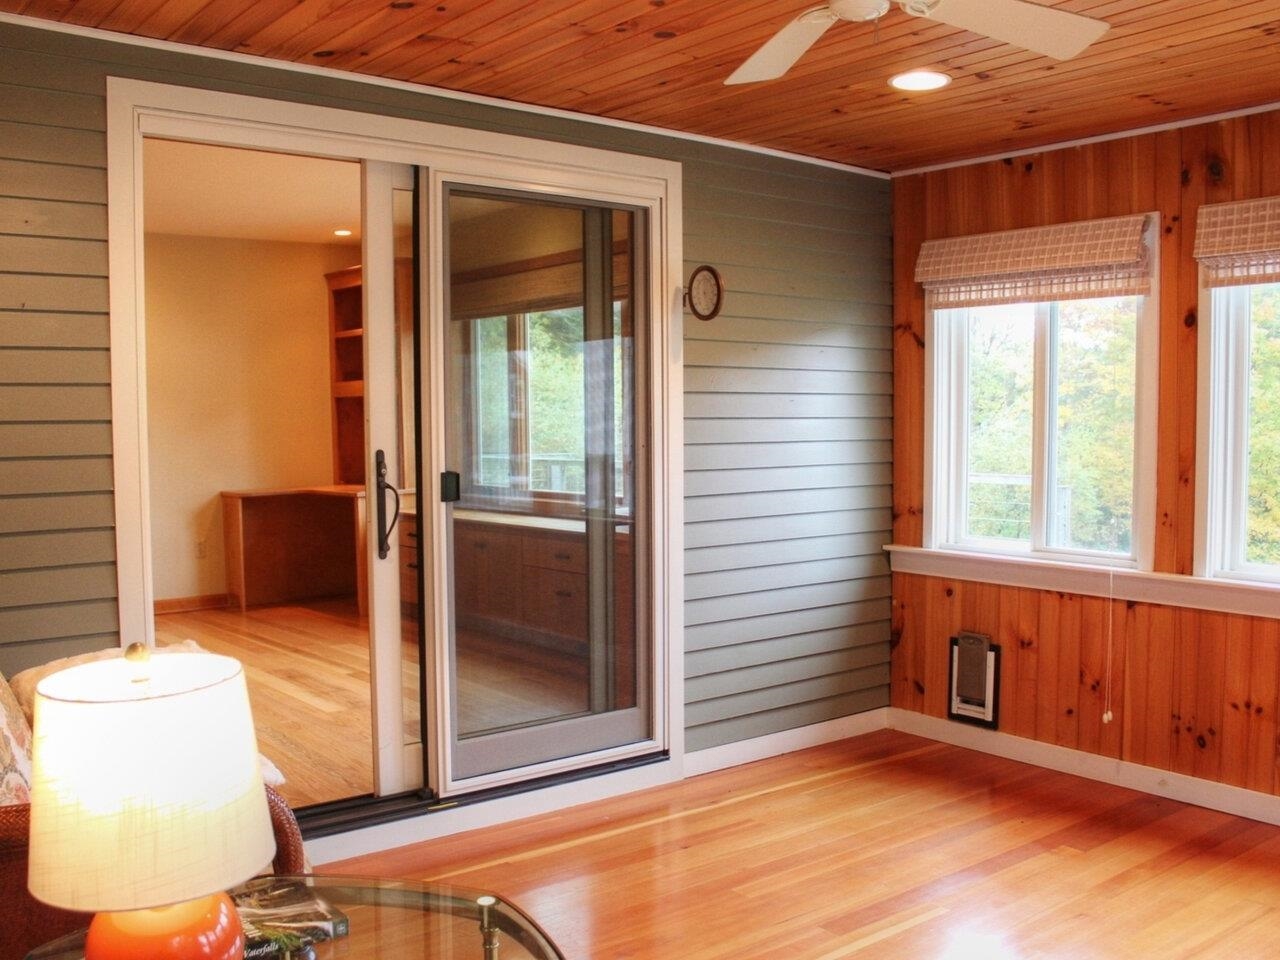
27, 652, 276, 912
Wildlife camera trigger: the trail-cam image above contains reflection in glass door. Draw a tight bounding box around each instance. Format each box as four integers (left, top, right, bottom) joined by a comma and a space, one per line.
441, 187, 650, 785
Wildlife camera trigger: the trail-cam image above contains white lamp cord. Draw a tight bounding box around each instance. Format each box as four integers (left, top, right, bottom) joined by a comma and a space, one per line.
1102, 569, 1115, 725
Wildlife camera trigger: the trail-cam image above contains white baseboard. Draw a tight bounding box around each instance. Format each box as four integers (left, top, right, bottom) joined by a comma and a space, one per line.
887, 708, 1280, 827
314, 705, 1280, 864
683, 708, 890, 778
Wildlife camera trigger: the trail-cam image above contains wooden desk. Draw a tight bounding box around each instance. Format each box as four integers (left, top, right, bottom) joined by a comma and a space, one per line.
221, 485, 368, 615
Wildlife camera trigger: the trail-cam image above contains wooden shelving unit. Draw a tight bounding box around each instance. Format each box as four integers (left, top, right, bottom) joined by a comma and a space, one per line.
326, 265, 365, 485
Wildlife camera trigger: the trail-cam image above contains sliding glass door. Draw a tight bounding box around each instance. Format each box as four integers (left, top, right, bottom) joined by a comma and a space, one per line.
114, 82, 678, 816
429, 183, 653, 790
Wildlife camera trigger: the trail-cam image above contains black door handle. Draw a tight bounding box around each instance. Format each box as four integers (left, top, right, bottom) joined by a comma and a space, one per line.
441, 470, 461, 503
376, 449, 400, 559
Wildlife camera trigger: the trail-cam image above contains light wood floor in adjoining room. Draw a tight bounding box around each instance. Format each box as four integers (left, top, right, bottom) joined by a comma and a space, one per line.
327, 729, 1280, 960
155, 600, 396, 807
156, 601, 589, 808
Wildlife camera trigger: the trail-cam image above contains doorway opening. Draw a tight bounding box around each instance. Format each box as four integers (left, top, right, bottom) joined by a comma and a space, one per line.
141, 139, 417, 807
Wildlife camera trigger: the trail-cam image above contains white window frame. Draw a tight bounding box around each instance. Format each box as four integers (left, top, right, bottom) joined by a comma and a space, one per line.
1196, 282, 1280, 582
925, 256, 1159, 570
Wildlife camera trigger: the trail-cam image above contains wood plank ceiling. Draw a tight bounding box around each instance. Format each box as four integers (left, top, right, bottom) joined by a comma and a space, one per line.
6, 0, 1280, 171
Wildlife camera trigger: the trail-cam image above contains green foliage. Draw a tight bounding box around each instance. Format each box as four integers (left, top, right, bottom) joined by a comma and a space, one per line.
1247, 284, 1280, 563
960, 296, 1138, 553
471, 304, 631, 497
475, 316, 511, 486
965, 305, 1033, 541
1051, 297, 1136, 553
528, 308, 586, 491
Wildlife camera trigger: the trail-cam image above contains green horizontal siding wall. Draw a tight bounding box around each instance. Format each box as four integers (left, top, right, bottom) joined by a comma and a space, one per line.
681, 150, 891, 750
0, 34, 114, 670
0, 20, 892, 745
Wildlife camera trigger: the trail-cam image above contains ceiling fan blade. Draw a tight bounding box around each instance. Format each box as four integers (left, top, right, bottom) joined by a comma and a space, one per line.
725, 7, 840, 85
918, 0, 1109, 60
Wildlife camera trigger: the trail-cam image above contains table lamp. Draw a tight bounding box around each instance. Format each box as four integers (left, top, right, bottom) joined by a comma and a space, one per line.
26, 647, 277, 960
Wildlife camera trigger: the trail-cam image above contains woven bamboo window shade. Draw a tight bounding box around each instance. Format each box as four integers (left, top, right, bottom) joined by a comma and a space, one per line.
1194, 196, 1280, 287
915, 213, 1154, 308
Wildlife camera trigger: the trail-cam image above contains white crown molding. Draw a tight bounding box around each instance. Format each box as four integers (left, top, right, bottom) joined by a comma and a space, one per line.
0, 11, 889, 180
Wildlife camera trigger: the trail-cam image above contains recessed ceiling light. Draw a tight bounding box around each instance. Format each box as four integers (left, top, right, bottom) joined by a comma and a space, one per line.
890, 69, 951, 92
333, 229, 353, 237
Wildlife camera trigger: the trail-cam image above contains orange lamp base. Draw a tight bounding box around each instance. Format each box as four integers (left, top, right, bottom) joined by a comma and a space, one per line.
84, 891, 245, 960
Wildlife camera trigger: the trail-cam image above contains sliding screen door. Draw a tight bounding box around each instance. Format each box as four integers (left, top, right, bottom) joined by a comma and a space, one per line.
437, 185, 652, 789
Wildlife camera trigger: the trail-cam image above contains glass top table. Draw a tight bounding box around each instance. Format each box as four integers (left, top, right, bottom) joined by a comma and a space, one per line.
26, 875, 565, 960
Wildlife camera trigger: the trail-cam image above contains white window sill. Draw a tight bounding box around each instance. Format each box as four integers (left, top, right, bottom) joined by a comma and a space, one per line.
885, 544, 1280, 619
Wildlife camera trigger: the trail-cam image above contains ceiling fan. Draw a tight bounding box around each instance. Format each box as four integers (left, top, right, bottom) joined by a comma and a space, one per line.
725, 0, 1110, 85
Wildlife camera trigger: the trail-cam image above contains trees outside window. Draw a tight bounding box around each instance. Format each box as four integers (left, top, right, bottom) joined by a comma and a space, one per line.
1244, 285, 1280, 564
932, 293, 1151, 565
1201, 281, 1280, 578
468, 302, 627, 504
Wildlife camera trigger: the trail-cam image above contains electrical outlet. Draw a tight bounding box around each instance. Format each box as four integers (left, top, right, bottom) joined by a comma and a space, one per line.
196, 539, 207, 559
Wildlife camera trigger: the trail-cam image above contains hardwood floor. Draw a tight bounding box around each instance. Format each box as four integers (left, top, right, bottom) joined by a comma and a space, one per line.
155, 601, 589, 807
326, 730, 1280, 960
456, 630, 588, 736
156, 600, 386, 807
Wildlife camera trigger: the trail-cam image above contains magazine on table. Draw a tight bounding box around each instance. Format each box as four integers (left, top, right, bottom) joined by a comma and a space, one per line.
232, 876, 350, 957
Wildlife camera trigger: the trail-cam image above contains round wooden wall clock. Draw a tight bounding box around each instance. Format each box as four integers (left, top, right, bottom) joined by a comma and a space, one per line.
686, 265, 724, 321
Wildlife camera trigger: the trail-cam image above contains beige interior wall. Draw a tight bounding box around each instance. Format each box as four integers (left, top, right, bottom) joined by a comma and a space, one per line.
145, 234, 357, 601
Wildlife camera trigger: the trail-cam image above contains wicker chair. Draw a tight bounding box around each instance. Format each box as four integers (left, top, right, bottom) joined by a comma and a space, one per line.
0, 784, 305, 960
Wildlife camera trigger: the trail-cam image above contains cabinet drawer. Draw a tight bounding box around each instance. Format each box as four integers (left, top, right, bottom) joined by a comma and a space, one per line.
456, 523, 521, 558
520, 567, 588, 640
399, 513, 418, 541
454, 522, 522, 623
522, 532, 586, 573
399, 545, 419, 600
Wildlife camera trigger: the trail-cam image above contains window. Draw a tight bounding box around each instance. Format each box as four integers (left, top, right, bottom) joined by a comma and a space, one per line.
919, 214, 1159, 566
470, 308, 593, 495
1195, 196, 1280, 581
449, 190, 639, 515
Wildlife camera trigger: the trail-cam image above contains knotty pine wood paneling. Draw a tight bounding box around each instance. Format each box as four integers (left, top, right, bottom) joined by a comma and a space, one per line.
894, 109, 1280, 566
893, 573, 1280, 796
891, 108, 1280, 796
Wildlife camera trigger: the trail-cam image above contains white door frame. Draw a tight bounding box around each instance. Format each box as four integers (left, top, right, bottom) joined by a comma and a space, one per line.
105, 78, 686, 795
361, 158, 412, 793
